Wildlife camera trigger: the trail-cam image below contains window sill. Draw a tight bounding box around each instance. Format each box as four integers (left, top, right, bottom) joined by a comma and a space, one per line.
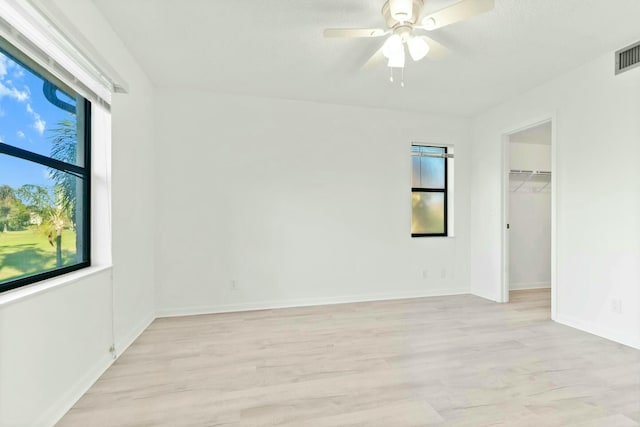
0, 264, 113, 308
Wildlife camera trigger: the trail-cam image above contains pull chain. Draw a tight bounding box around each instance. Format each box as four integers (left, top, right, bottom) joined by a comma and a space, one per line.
387, 67, 406, 87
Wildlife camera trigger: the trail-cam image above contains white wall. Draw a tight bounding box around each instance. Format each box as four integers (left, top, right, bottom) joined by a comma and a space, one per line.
509, 142, 551, 171
470, 47, 640, 349
509, 143, 551, 289
0, 2, 156, 426
154, 91, 471, 315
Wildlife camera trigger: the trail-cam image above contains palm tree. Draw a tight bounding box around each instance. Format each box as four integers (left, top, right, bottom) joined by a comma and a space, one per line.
46, 205, 67, 267
15, 118, 78, 268
17, 184, 70, 267
49, 118, 77, 217
47, 118, 78, 267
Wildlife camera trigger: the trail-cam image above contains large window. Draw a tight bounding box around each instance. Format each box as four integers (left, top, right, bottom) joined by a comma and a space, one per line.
0, 39, 90, 293
411, 145, 448, 237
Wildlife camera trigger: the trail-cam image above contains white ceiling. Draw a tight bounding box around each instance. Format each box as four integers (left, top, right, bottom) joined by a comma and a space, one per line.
509, 121, 551, 145
91, 0, 640, 116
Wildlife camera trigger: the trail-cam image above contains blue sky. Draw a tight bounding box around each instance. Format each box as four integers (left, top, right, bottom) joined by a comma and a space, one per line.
0, 48, 77, 190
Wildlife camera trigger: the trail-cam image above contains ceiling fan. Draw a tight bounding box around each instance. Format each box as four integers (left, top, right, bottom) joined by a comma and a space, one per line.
324, 0, 494, 76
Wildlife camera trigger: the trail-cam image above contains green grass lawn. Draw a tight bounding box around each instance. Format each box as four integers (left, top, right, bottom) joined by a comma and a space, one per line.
0, 229, 77, 283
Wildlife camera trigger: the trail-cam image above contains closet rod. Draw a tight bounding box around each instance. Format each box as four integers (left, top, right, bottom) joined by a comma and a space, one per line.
510, 169, 551, 175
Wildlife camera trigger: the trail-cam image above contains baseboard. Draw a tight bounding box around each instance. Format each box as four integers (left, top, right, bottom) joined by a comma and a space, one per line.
34, 353, 113, 427
555, 314, 640, 350
510, 282, 551, 290
157, 288, 470, 318
40, 312, 155, 427
115, 312, 155, 357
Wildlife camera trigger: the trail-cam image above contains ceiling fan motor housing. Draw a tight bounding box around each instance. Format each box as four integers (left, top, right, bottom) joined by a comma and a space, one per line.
394, 25, 413, 42
382, 0, 425, 27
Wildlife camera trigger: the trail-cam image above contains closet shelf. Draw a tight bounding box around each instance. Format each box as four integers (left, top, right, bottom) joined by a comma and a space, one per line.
509, 169, 551, 192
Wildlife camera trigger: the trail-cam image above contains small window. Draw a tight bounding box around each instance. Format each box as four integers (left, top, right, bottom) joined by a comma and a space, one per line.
411, 145, 448, 237
0, 38, 91, 293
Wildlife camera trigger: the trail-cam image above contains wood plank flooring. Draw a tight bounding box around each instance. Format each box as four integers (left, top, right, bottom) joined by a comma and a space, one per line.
58, 290, 640, 426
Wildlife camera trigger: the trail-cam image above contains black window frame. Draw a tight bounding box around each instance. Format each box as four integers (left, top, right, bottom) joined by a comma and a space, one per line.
0, 38, 91, 294
411, 145, 448, 238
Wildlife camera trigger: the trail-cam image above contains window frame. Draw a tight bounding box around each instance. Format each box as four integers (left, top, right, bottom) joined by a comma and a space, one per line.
0, 39, 92, 294
411, 145, 448, 238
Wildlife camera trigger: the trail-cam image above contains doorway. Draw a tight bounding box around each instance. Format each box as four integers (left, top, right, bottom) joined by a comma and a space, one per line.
501, 118, 556, 318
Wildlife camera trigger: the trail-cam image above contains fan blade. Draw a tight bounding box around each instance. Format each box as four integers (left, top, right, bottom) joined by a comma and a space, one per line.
419, 0, 494, 31
323, 28, 388, 38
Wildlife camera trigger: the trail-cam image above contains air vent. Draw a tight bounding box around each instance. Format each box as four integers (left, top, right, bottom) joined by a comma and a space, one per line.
615, 41, 640, 75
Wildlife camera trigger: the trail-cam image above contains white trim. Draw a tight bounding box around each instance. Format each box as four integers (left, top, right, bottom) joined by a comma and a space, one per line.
157, 288, 470, 318
0, 0, 121, 105
114, 313, 155, 358
36, 312, 154, 427
509, 282, 551, 290
26, 0, 128, 93
550, 115, 558, 320
0, 265, 112, 307
91, 104, 113, 267
501, 134, 510, 303
34, 353, 113, 427
555, 314, 640, 350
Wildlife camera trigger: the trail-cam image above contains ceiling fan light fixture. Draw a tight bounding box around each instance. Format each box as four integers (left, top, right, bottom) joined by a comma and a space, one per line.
390, 0, 413, 22
407, 36, 430, 61
387, 47, 405, 68
382, 34, 403, 59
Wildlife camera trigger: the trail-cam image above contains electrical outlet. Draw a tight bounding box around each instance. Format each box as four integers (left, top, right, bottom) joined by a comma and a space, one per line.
440, 268, 447, 279
422, 270, 429, 279
230, 279, 238, 290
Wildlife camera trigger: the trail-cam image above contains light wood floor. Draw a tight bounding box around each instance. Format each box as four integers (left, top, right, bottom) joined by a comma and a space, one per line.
58, 290, 640, 426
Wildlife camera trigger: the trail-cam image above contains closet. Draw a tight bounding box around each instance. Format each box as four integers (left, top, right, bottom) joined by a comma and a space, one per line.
508, 123, 552, 291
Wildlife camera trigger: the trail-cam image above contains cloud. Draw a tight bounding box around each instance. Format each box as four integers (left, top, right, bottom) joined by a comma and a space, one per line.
0, 54, 29, 102
0, 55, 42, 136
34, 118, 45, 135
0, 53, 12, 80
0, 54, 7, 79
0, 81, 29, 102
26, 103, 46, 135
0, 53, 22, 81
